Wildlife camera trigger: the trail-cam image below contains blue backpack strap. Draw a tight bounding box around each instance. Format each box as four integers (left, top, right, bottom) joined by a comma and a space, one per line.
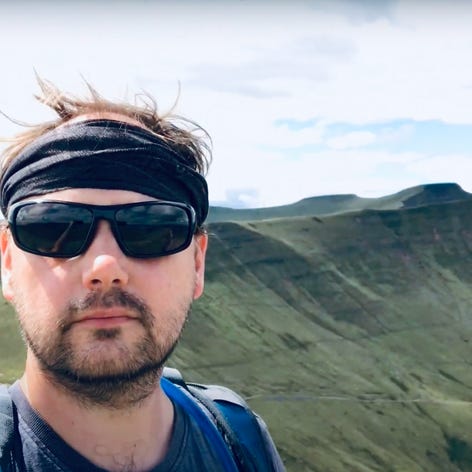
188, 383, 284, 471
160, 377, 239, 472
185, 384, 259, 472
0, 385, 17, 472
162, 368, 285, 471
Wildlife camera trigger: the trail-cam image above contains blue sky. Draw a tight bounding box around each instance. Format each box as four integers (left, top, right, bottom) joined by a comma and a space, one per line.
1, 0, 472, 208
272, 119, 472, 154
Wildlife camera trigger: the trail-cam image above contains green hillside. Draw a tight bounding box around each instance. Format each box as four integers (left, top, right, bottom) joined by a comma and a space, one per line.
1, 191, 472, 471
183, 199, 472, 471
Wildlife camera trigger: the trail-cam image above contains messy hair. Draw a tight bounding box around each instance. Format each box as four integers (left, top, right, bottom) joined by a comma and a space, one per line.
1, 77, 212, 176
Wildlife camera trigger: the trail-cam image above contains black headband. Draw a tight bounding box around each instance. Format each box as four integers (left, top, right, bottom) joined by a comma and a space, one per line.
0, 119, 209, 225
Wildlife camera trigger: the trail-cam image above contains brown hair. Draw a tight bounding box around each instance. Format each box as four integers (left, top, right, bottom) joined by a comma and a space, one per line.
1, 77, 212, 176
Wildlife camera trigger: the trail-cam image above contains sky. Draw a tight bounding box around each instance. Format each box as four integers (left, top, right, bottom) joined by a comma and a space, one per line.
2, 0, 472, 208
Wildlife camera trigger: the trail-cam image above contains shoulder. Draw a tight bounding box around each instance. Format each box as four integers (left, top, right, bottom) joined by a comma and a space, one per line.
0, 384, 14, 439
0, 385, 15, 472
162, 368, 285, 472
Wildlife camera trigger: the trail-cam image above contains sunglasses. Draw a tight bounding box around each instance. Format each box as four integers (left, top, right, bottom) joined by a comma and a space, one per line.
7, 200, 197, 259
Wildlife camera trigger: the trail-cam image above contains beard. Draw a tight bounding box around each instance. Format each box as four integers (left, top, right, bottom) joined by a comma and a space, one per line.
17, 287, 191, 409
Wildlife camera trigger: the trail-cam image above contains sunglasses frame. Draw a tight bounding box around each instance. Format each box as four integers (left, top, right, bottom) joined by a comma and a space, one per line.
7, 199, 197, 259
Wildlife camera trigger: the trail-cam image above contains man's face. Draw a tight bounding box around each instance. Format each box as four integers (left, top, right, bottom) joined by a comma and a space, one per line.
0, 187, 207, 407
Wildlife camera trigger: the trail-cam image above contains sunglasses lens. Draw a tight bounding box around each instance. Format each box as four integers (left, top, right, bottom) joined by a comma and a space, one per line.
115, 203, 193, 257
9, 201, 195, 258
12, 203, 93, 257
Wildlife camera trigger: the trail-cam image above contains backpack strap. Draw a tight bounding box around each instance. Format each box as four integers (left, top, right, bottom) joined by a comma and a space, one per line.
160, 377, 239, 472
162, 368, 285, 471
186, 384, 259, 472
0, 385, 19, 472
188, 383, 284, 471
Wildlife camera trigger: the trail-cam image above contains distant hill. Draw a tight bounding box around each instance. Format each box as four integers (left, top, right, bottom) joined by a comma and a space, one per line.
1, 184, 472, 471
208, 182, 472, 222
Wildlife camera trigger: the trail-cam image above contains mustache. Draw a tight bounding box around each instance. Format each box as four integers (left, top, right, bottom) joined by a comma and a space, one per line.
59, 288, 154, 332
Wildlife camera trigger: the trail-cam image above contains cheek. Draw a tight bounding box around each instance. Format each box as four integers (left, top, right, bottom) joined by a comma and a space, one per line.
140, 255, 197, 304
8, 252, 71, 316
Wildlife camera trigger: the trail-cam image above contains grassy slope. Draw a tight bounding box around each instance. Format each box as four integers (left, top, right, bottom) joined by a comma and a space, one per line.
179, 199, 472, 471
1, 197, 472, 471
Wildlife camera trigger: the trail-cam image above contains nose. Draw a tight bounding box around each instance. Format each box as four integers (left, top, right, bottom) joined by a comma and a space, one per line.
81, 221, 129, 291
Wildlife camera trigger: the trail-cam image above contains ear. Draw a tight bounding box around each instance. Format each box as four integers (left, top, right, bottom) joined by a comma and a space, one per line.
193, 232, 208, 300
0, 227, 14, 302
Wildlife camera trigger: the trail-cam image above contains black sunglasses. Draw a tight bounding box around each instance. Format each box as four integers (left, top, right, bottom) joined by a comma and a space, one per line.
7, 200, 197, 259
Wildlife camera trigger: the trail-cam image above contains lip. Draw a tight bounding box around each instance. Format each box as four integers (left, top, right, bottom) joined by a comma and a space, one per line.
73, 309, 139, 328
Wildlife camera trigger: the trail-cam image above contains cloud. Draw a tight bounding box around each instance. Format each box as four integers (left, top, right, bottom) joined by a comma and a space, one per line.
308, 0, 397, 23
405, 154, 472, 192
274, 118, 318, 131
326, 131, 376, 149
188, 34, 356, 99
213, 188, 261, 209
208, 144, 425, 207
376, 123, 415, 145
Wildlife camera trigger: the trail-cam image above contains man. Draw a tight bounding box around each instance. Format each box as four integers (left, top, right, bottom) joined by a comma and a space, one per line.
0, 80, 284, 471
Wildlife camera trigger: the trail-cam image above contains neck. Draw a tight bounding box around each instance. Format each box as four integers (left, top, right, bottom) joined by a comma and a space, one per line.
21, 356, 174, 472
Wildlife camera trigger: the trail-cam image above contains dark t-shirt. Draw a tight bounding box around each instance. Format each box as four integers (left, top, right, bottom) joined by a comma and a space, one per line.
9, 382, 226, 471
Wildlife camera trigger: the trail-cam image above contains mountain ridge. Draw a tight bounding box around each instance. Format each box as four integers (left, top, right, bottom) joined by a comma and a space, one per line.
208, 182, 472, 222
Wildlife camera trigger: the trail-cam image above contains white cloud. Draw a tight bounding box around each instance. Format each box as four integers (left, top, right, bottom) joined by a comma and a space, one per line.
207, 146, 425, 207
326, 131, 376, 150
405, 154, 472, 192
377, 124, 415, 144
